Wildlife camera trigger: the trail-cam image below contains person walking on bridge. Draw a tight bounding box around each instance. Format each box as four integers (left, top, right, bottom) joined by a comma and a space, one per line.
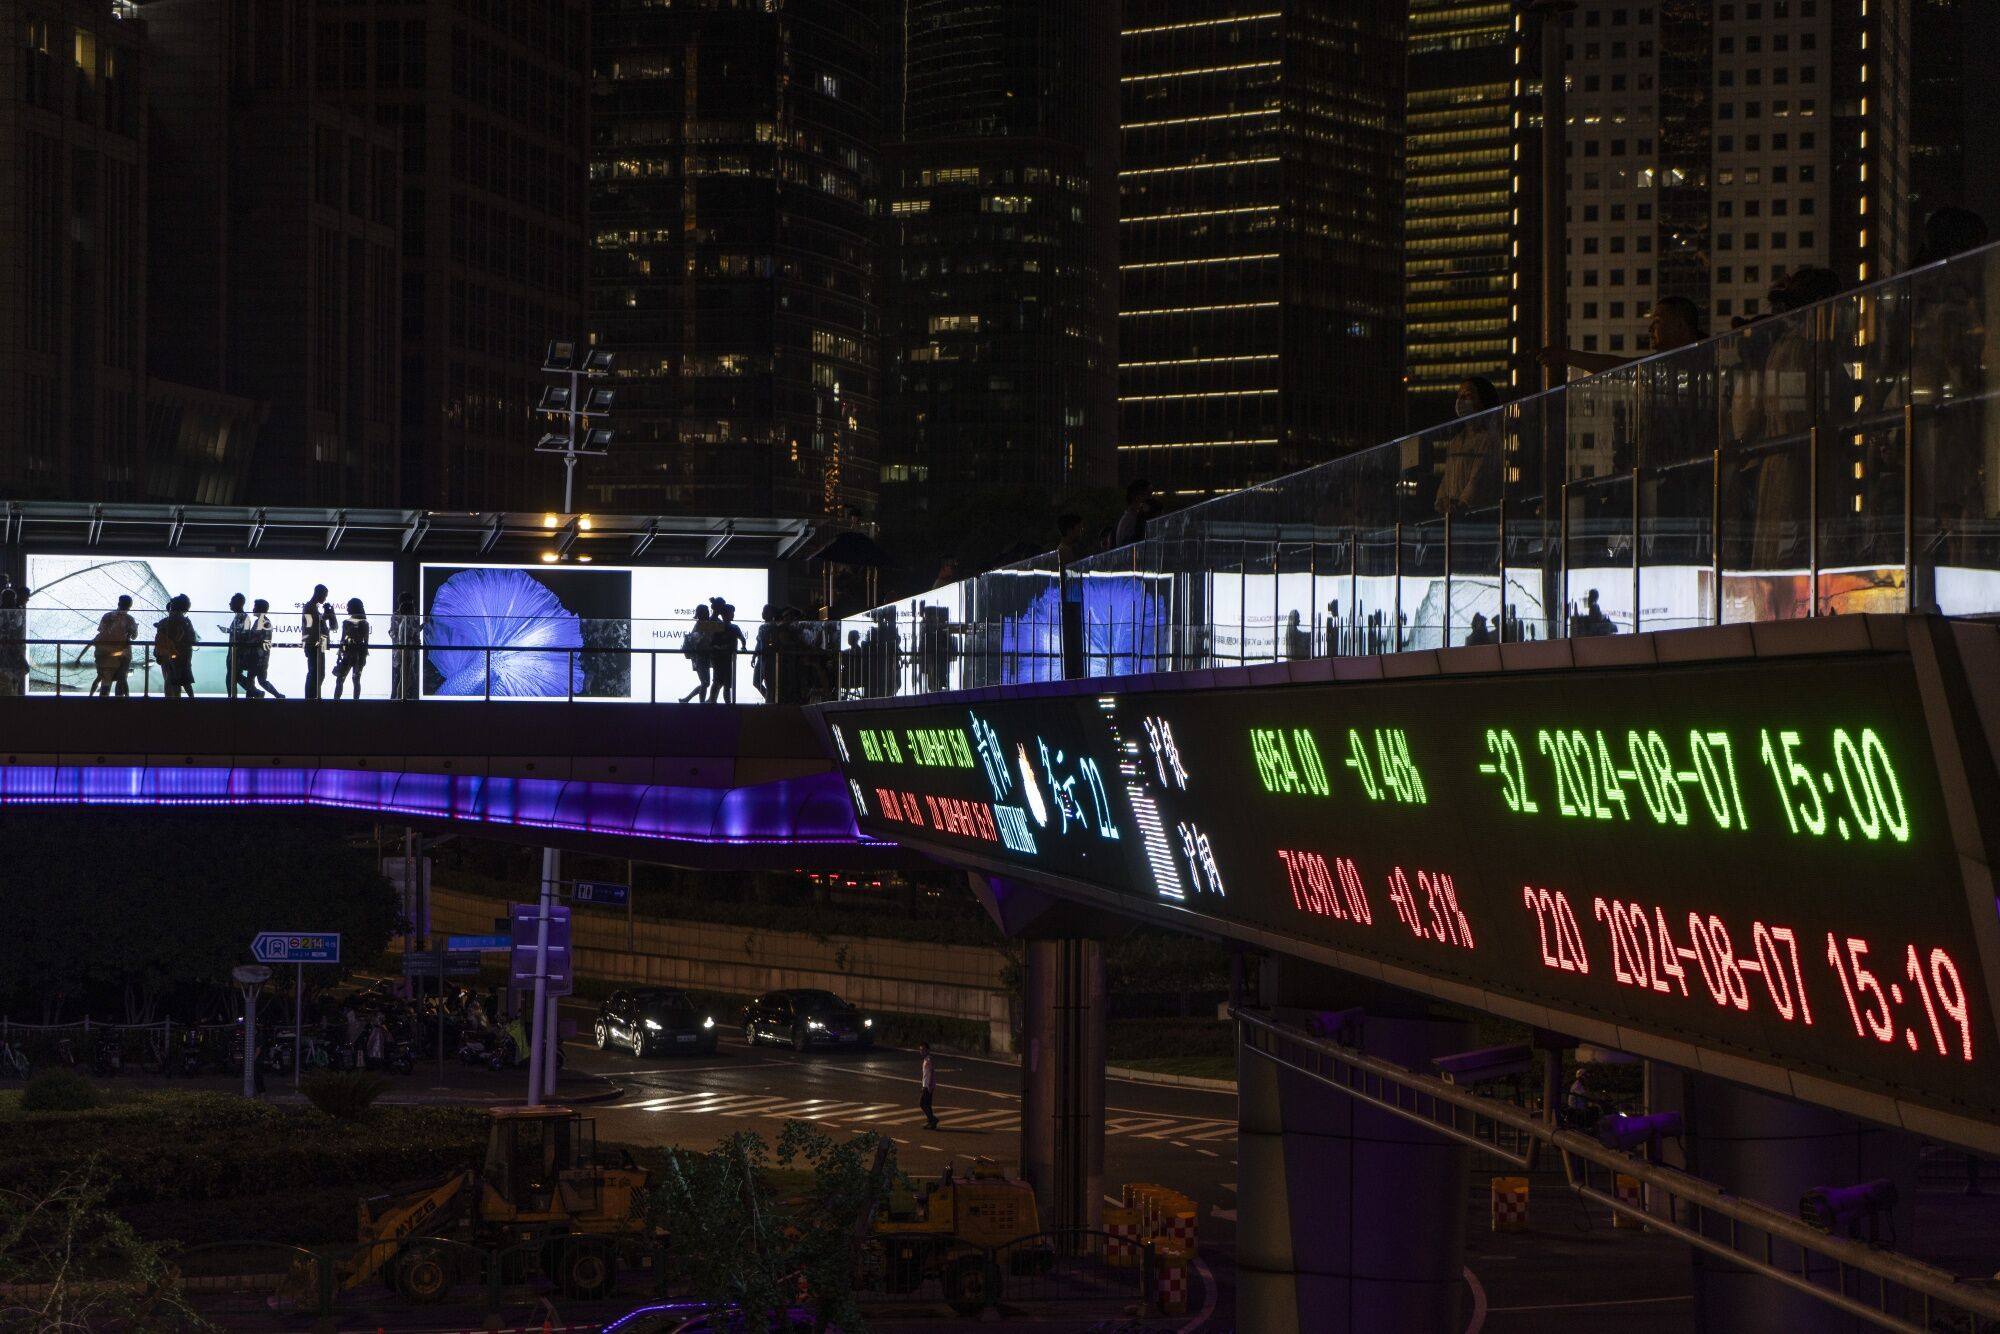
919, 1042, 940, 1130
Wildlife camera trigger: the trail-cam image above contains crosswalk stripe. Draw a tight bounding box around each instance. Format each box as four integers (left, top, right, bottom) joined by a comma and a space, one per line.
865, 1109, 935, 1125
1138, 1120, 1235, 1140
1183, 1124, 1240, 1143
632, 1092, 780, 1114
940, 1111, 1017, 1130
1106, 1117, 1181, 1135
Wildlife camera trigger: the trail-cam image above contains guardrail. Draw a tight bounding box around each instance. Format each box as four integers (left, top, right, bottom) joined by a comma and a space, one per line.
852, 238, 2000, 697
1234, 1005, 2000, 1334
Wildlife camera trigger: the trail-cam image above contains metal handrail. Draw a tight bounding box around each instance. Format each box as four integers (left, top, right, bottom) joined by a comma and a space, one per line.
1232, 1005, 2000, 1334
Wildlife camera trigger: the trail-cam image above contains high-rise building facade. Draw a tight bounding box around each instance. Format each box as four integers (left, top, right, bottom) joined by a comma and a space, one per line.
2, 0, 264, 505
1908, 0, 2000, 237
1402, 0, 1518, 426
589, 0, 879, 521
311, 0, 591, 511
877, 2, 1120, 510
1560, 0, 1912, 359
142, 0, 402, 507
2, 0, 148, 499
1120, 0, 1407, 500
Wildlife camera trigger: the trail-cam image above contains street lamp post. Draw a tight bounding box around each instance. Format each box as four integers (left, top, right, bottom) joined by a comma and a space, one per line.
536, 340, 615, 513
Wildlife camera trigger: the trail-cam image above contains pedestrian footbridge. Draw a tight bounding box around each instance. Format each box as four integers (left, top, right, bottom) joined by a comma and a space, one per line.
0, 699, 891, 867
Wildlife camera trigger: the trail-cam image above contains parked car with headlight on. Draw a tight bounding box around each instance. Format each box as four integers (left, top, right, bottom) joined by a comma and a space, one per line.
594, 988, 718, 1057
742, 988, 874, 1052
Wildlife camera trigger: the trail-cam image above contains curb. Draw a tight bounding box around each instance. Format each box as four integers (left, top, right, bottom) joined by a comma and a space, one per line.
1106, 1065, 1237, 1092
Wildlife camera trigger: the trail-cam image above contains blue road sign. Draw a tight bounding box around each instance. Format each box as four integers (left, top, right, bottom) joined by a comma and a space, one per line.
448, 934, 513, 952
572, 880, 630, 907
251, 933, 341, 965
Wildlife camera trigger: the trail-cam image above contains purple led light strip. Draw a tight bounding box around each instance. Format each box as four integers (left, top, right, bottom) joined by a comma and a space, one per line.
0, 766, 883, 848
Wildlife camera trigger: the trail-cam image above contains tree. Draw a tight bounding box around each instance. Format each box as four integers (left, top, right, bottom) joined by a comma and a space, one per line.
648, 1124, 898, 1332
0, 812, 399, 1022
0, 1166, 214, 1331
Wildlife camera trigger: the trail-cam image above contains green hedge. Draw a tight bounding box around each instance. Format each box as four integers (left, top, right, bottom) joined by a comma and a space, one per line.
0, 1093, 484, 1210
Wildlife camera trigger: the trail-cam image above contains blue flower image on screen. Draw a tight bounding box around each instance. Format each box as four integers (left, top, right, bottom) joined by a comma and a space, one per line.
427, 567, 585, 696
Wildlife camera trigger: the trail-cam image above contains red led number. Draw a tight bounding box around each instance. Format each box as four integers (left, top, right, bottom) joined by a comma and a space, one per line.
1524, 886, 1590, 974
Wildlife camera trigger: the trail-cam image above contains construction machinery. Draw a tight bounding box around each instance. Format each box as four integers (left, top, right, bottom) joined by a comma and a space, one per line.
872, 1159, 1051, 1314
336, 1105, 650, 1303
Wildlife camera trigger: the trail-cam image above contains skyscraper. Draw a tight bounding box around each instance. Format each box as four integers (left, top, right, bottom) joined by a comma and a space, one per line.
1, 0, 152, 500
1402, 0, 1519, 426
877, 2, 1120, 516
1119, 1, 1407, 500
144, 0, 404, 508
589, 0, 880, 521
1558, 0, 1913, 359
316, 0, 593, 511
1906, 0, 1997, 248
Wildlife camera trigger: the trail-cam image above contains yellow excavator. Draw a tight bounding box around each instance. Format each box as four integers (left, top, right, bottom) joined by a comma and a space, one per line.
872, 1158, 1052, 1314
330, 1106, 650, 1303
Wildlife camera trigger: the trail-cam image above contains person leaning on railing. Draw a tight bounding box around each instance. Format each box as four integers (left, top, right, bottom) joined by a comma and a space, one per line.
1537, 296, 1703, 380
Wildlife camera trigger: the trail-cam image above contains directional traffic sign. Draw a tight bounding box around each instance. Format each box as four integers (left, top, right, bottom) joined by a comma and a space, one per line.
250, 933, 341, 965
509, 903, 573, 995
448, 934, 513, 952
403, 952, 484, 979
571, 880, 629, 907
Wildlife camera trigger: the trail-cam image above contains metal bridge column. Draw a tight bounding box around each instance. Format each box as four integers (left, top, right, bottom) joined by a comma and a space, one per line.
1661, 1071, 1921, 1333
1019, 937, 1107, 1235
1238, 1003, 1473, 1333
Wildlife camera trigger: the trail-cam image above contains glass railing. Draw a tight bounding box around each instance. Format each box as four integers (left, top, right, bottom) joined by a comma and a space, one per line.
0, 613, 847, 704
850, 238, 2000, 696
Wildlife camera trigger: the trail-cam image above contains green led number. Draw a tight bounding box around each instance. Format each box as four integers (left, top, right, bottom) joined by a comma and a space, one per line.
1591, 731, 1632, 820
1759, 729, 1828, 836
1482, 728, 1538, 813
1833, 727, 1913, 843
1863, 729, 1911, 842
1833, 730, 1879, 840
1626, 730, 1689, 826
1688, 730, 1747, 830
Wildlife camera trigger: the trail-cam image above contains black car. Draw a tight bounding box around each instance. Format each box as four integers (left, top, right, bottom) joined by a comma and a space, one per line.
742, 989, 874, 1052
594, 988, 719, 1058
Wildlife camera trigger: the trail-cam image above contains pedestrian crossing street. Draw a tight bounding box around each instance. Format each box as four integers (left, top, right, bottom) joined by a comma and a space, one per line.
610, 1087, 1238, 1144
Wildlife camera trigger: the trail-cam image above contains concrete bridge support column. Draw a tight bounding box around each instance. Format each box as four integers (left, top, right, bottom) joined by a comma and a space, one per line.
1018, 937, 1107, 1236
1237, 1000, 1473, 1334
1653, 1071, 1920, 1333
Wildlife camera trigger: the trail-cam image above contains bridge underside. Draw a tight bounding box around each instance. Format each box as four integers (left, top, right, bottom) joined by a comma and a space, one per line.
0, 700, 909, 869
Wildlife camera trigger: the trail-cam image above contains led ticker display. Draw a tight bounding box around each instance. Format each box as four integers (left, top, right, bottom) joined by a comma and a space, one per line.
826, 653, 2000, 1128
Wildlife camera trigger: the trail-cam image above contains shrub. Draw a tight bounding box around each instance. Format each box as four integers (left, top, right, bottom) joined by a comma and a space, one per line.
19, 1069, 98, 1113
300, 1071, 390, 1122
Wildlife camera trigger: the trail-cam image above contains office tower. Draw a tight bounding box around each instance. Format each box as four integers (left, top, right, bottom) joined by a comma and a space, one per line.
878, 2, 1120, 515
314, 1, 592, 510
1907, 0, 2000, 246
590, 0, 880, 521
142, 0, 402, 507
1403, 0, 1519, 426
1, 0, 150, 499
1561, 0, 1912, 360
2, 0, 260, 504
1120, 1, 1407, 500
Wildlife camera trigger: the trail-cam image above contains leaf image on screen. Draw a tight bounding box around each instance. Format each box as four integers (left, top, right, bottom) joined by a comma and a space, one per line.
23, 557, 172, 687
427, 568, 586, 697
